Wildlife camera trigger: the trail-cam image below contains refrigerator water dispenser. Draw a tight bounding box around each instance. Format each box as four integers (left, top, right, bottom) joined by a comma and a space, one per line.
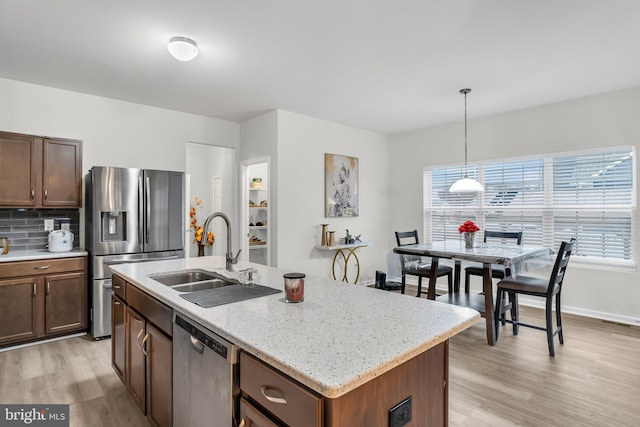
101, 211, 127, 241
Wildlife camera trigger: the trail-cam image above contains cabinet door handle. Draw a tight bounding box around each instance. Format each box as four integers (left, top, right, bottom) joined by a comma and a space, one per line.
33, 283, 37, 297
113, 284, 121, 289
114, 300, 120, 305
44, 189, 48, 200
142, 333, 149, 356
238, 418, 246, 427
31, 189, 35, 200
136, 329, 144, 350
46, 281, 50, 295
260, 385, 288, 404
34, 265, 50, 270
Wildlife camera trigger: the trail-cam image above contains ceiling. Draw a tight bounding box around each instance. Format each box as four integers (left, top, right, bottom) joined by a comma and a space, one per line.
1, 0, 639, 134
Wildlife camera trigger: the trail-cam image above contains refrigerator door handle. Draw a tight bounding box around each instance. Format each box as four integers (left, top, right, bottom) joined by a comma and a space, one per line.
145, 176, 151, 244
138, 174, 144, 246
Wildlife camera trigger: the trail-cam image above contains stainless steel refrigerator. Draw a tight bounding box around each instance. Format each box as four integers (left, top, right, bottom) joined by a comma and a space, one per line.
86, 166, 185, 339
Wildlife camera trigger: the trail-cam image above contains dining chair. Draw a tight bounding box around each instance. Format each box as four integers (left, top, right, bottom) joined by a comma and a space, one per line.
494, 238, 576, 356
464, 230, 523, 293
395, 230, 453, 297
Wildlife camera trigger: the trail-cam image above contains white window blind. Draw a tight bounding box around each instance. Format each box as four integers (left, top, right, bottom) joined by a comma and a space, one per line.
424, 147, 635, 267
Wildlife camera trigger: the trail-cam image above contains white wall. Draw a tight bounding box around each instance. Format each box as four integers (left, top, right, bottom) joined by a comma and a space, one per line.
389, 87, 640, 324
276, 110, 389, 283
240, 111, 279, 265
0, 78, 239, 172
186, 144, 236, 258
0, 77, 240, 247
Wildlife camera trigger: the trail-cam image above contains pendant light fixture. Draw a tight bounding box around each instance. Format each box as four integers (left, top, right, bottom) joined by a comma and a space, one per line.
449, 88, 485, 193
167, 36, 199, 61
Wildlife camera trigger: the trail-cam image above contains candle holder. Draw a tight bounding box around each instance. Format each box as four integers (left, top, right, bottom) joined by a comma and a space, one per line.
321, 224, 329, 246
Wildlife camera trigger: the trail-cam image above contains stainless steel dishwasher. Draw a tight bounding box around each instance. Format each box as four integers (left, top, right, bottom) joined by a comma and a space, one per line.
173, 314, 239, 427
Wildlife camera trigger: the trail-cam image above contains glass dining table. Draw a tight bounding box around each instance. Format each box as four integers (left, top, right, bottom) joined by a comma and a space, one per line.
393, 240, 553, 346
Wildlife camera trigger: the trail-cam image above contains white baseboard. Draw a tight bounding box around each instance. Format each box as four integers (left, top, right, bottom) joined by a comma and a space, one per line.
514, 297, 640, 327
0, 332, 87, 353
363, 276, 640, 327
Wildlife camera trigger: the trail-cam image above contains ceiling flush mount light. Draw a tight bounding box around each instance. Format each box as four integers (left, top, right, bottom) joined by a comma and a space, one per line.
449, 88, 485, 193
167, 36, 198, 61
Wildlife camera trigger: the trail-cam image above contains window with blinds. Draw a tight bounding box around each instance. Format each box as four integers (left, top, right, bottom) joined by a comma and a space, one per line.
423, 147, 635, 267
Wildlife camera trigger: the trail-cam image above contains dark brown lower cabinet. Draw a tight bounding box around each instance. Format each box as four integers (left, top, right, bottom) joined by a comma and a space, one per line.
126, 307, 147, 413
0, 257, 87, 348
240, 341, 448, 427
0, 278, 41, 345
146, 323, 172, 427
239, 398, 279, 427
324, 341, 448, 426
111, 294, 126, 381
44, 271, 86, 335
112, 274, 172, 427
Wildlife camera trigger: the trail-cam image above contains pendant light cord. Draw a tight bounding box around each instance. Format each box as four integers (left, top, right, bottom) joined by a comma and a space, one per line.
460, 88, 471, 178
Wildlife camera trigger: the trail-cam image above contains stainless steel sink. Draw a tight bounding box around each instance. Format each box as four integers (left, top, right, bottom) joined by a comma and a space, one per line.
150, 269, 218, 286
149, 269, 238, 292
170, 279, 232, 293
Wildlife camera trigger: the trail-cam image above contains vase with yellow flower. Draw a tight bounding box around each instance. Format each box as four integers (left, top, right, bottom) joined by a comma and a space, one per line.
190, 196, 214, 256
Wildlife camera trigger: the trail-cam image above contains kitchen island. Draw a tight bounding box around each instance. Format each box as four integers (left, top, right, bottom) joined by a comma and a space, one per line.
111, 256, 479, 426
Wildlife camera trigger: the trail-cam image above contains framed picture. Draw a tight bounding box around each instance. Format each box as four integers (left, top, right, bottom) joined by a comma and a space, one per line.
325, 153, 359, 217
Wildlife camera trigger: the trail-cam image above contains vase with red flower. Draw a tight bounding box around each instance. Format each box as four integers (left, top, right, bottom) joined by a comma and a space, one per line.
458, 220, 480, 248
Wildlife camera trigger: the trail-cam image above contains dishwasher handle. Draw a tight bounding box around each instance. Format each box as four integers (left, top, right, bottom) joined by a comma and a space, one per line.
174, 315, 234, 361
190, 336, 205, 354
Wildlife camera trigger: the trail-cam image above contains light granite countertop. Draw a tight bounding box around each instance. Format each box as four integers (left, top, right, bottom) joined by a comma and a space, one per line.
111, 256, 479, 399
0, 248, 88, 262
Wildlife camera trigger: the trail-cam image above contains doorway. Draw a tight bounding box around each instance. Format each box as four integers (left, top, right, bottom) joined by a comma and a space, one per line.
186, 143, 236, 258
241, 158, 270, 266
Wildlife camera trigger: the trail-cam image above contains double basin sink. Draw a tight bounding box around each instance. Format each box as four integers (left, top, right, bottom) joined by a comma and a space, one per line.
149, 269, 238, 293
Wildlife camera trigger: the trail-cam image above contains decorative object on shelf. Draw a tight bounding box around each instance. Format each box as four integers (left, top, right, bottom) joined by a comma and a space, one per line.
189, 196, 214, 256
321, 224, 329, 246
449, 88, 485, 193
249, 235, 266, 245
328, 230, 336, 246
344, 229, 354, 244
250, 177, 263, 189
325, 153, 359, 217
458, 220, 480, 248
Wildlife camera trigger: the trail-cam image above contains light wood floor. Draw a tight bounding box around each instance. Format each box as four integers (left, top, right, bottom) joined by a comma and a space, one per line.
0, 336, 149, 427
448, 306, 640, 427
1, 306, 638, 427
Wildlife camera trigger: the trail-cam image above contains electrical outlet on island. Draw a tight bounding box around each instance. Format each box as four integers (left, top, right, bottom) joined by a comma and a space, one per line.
388, 396, 412, 427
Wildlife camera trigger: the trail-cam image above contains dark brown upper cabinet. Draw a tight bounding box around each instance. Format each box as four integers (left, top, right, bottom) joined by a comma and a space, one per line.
0, 131, 82, 208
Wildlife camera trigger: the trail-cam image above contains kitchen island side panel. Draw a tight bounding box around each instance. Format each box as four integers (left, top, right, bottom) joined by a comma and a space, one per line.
324, 340, 447, 427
